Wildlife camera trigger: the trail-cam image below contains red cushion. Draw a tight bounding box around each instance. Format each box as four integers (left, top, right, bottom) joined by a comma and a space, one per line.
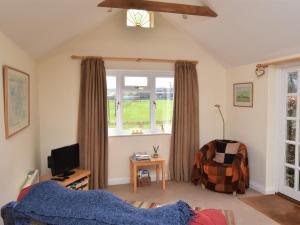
189, 209, 227, 225
17, 186, 32, 202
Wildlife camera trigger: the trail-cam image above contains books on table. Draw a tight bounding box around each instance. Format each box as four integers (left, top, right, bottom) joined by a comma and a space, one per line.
138, 169, 150, 178
132, 152, 151, 161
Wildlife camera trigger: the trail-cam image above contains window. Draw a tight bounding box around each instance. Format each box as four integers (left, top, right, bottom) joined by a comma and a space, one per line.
106, 71, 174, 135
155, 77, 174, 131
107, 76, 117, 128
127, 9, 154, 28
124, 76, 148, 87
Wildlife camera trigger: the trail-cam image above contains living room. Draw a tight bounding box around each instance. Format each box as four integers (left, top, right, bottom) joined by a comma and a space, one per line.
0, 1, 299, 225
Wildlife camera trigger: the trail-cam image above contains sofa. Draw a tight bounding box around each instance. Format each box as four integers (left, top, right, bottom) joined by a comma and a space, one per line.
1, 181, 227, 225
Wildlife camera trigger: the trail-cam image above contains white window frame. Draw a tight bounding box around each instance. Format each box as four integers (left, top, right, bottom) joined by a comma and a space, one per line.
107, 70, 174, 136
279, 66, 300, 201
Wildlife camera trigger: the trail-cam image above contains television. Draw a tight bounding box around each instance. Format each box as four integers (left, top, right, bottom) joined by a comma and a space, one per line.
48, 144, 80, 177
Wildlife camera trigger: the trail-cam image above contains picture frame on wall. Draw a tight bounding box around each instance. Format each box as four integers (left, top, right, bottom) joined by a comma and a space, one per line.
233, 82, 253, 107
3, 65, 30, 139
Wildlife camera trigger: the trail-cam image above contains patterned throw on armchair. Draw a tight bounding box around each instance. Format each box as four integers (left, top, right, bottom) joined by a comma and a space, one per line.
191, 140, 249, 194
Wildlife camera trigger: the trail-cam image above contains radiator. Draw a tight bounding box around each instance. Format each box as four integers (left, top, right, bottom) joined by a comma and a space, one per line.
21, 169, 39, 190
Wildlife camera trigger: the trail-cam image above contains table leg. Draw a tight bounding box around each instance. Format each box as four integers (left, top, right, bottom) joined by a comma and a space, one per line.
133, 164, 137, 192
130, 161, 133, 184
162, 161, 166, 191
156, 164, 159, 183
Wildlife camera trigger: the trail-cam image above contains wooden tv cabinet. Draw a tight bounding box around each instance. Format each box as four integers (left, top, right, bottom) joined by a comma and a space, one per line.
40, 169, 91, 190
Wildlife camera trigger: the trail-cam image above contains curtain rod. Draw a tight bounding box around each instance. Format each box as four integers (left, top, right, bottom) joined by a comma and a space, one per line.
256, 56, 300, 68
71, 55, 198, 64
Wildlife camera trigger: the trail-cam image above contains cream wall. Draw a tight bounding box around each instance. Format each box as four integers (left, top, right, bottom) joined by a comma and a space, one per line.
108, 135, 171, 184
226, 64, 269, 192
225, 58, 299, 194
37, 12, 227, 182
0, 31, 39, 209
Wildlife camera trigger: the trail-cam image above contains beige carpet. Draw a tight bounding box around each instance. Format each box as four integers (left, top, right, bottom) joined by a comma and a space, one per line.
128, 200, 236, 225
240, 194, 300, 225
105, 181, 278, 225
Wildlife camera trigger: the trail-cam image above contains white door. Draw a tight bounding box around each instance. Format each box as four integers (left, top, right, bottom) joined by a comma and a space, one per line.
279, 67, 300, 201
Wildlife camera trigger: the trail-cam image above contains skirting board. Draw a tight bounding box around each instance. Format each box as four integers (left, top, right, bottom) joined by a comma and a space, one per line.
108, 178, 276, 194
108, 175, 170, 186
250, 180, 276, 194
108, 178, 130, 186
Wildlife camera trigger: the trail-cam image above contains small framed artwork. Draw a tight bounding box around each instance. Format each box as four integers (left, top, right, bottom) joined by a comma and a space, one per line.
3, 65, 30, 139
233, 82, 253, 107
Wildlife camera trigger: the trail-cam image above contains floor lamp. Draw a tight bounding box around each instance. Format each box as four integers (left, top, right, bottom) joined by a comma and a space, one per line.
214, 104, 225, 140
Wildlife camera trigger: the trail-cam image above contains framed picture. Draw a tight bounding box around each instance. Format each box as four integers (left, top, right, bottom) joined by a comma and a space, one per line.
233, 82, 253, 107
3, 65, 30, 138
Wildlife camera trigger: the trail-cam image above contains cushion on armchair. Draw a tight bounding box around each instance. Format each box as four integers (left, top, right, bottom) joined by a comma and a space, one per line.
213, 140, 240, 164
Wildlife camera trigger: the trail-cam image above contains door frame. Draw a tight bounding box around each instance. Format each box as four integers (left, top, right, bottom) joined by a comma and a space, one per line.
278, 65, 300, 201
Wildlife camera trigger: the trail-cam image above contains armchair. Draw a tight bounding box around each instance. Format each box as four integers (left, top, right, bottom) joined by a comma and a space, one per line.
191, 140, 249, 194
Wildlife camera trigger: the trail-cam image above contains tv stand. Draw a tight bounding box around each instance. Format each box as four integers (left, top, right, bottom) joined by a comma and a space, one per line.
57, 170, 75, 178
40, 169, 91, 190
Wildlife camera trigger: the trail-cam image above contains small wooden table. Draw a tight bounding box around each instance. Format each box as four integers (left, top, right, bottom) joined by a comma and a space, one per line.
130, 157, 166, 192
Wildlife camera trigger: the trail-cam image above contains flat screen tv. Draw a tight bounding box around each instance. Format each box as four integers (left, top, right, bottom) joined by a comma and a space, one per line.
49, 144, 79, 177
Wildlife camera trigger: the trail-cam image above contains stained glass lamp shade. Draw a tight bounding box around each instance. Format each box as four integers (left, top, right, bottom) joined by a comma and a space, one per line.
127, 9, 154, 28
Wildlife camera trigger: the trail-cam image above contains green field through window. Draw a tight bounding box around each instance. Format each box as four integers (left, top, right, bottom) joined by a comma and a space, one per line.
107, 100, 173, 129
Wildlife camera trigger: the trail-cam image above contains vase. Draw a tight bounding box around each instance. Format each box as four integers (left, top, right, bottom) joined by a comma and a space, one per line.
153, 153, 159, 158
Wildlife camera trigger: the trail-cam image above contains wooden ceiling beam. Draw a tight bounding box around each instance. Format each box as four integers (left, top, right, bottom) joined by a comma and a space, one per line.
98, 0, 218, 17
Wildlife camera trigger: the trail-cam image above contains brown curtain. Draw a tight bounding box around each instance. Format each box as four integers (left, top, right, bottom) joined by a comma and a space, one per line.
78, 58, 108, 189
169, 61, 200, 182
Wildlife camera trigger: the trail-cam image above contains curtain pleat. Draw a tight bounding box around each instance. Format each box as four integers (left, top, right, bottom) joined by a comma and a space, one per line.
169, 61, 200, 182
78, 58, 108, 189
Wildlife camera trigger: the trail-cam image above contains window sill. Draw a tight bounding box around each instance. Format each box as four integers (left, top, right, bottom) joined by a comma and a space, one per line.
108, 131, 171, 138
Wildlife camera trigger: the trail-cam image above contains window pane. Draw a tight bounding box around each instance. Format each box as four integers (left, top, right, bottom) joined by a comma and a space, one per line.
286, 144, 295, 165
107, 76, 117, 128
287, 120, 296, 141
127, 9, 154, 28
288, 72, 298, 93
125, 76, 148, 87
155, 77, 174, 131
122, 91, 150, 130
285, 167, 295, 188
287, 96, 297, 117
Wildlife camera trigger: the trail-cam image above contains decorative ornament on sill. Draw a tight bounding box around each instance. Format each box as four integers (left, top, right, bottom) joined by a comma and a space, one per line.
255, 65, 266, 77
132, 128, 143, 135
152, 145, 159, 158
161, 124, 165, 133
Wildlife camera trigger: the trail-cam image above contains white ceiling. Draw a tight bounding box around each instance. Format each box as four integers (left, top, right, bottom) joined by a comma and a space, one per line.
1, 0, 300, 66
0, 0, 116, 60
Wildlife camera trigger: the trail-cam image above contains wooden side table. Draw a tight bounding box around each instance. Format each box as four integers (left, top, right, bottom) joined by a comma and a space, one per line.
130, 157, 166, 192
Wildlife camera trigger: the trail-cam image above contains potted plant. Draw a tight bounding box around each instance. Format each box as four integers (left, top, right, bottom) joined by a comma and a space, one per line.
152, 145, 159, 158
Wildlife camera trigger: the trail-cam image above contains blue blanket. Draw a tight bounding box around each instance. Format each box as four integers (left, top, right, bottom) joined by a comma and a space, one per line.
12, 181, 193, 225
